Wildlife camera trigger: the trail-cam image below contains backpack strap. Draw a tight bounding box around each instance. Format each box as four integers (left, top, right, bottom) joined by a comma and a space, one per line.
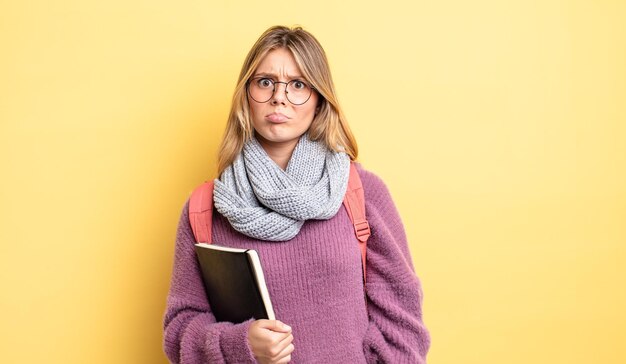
342, 163, 371, 284
188, 162, 371, 284
188, 180, 214, 244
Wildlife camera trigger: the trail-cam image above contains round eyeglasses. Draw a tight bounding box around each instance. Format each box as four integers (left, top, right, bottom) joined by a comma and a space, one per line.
247, 77, 315, 105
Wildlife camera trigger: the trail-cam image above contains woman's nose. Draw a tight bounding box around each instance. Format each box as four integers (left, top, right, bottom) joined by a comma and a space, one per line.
270, 82, 288, 105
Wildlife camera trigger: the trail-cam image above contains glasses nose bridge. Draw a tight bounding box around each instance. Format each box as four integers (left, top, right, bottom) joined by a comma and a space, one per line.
268, 80, 290, 104
272, 80, 290, 95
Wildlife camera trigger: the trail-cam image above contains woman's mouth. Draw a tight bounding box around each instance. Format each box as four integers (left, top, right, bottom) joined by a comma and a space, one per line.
266, 113, 289, 123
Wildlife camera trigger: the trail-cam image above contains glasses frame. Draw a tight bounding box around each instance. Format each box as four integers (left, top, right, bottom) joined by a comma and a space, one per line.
246, 77, 315, 106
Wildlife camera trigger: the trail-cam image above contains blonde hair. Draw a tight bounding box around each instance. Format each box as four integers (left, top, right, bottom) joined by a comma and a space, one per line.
216, 25, 358, 175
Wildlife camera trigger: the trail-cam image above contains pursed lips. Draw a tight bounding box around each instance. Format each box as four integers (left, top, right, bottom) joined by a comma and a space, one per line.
266, 112, 289, 123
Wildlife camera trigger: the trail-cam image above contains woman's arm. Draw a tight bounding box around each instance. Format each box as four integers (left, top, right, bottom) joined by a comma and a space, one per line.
163, 201, 257, 364
359, 169, 431, 363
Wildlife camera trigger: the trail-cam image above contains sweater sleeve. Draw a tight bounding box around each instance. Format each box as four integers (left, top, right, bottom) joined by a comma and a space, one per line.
163, 200, 257, 364
359, 169, 431, 363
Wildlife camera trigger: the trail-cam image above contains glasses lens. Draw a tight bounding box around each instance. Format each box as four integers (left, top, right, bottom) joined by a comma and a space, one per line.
248, 78, 274, 103
286, 80, 312, 105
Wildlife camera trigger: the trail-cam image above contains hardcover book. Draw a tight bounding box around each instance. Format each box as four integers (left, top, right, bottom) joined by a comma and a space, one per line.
194, 243, 275, 323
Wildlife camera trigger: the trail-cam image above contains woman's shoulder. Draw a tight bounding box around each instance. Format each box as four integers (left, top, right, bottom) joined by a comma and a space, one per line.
352, 162, 395, 206
351, 162, 411, 257
353, 162, 390, 192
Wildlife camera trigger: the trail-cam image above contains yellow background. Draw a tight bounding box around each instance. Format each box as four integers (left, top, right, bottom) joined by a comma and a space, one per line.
1, 0, 624, 363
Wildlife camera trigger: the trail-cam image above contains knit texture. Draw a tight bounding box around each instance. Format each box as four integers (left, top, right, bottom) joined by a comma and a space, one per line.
163, 164, 430, 363
213, 134, 350, 241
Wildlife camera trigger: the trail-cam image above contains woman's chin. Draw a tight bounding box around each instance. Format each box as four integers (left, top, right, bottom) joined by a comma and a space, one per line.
256, 129, 305, 147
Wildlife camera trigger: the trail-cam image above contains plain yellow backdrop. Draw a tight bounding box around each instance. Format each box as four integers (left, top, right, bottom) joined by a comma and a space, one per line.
1, 0, 625, 363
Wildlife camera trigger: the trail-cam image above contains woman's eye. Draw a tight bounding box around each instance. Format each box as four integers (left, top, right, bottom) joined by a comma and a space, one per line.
292, 81, 306, 90
257, 78, 273, 88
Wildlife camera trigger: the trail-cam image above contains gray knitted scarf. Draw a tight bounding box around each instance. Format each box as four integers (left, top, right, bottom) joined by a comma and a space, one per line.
213, 134, 350, 241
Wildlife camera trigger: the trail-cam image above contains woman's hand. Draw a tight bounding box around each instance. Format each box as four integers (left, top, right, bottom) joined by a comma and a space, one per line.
247, 319, 295, 364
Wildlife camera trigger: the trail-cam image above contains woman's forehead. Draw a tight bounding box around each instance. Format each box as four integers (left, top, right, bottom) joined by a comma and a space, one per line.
254, 48, 303, 78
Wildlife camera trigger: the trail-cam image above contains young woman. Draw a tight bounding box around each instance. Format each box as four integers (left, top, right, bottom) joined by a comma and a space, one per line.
163, 25, 430, 364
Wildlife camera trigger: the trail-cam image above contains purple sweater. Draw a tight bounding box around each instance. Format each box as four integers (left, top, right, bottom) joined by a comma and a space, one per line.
163, 164, 430, 363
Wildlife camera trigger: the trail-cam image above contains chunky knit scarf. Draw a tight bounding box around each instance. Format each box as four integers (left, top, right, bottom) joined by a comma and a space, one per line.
213, 134, 350, 241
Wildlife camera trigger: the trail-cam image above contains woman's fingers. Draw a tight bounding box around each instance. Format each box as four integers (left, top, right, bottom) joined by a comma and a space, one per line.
268, 332, 294, 359
249, 320, 295, 363
268, 340, 294, 363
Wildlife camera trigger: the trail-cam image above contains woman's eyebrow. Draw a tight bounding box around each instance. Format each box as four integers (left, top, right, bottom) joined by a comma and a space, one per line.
253, 72, 304, 79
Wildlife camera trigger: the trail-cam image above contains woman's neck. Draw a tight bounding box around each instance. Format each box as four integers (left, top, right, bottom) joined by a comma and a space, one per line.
256, 137, 299, 170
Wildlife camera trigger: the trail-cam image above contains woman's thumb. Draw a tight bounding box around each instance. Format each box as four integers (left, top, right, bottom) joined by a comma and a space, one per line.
264, 320, 292, 332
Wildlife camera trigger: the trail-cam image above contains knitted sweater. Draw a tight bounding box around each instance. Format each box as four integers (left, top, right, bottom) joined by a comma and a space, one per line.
163, 164, 430, 363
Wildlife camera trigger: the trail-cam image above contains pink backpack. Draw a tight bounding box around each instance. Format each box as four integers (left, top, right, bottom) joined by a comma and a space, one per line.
188, 162, 371, 284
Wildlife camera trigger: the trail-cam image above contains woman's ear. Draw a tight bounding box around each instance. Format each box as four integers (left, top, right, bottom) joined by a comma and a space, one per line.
315, 100, 322, 114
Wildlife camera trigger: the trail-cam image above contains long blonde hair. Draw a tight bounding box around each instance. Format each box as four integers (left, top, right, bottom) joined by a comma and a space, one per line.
216, 25, 358, 175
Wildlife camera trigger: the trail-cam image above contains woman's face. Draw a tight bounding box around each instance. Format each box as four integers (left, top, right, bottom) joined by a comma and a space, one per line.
247, 47, 319, 151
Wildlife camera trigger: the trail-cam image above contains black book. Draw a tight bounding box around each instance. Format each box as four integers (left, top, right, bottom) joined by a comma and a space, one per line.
194, 243, 275, 323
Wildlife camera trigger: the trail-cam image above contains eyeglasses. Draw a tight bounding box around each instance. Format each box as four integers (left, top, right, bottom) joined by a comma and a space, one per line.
247, 77, 315, 105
